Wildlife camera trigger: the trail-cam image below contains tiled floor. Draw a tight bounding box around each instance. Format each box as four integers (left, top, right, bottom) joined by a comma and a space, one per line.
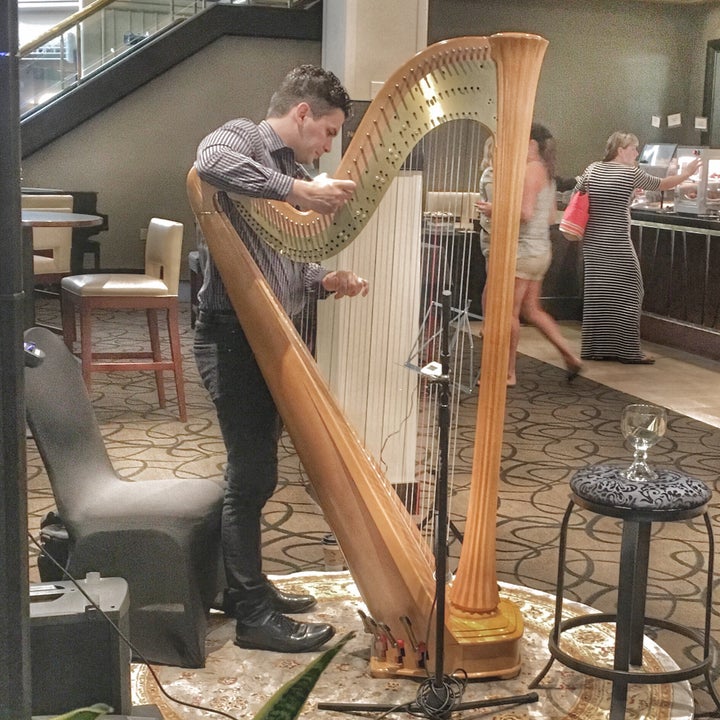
516, 321, 720, 430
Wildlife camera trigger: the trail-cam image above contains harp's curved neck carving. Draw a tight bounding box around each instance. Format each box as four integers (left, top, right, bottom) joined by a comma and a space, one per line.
232, 36, 496, 261
189, 31, 548, 679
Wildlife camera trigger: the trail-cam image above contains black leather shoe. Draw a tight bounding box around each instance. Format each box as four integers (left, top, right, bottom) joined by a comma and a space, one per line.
266, 583, 317, 614
222, 584, 317, 617
234, 610, 335, 653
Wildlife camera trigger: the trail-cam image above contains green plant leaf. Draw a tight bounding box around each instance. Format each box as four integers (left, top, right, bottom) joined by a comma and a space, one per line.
49, 703, 113, 720
253, 631, 355, 720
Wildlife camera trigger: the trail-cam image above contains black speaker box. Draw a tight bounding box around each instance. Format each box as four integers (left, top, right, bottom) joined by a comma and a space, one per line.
30, 575, 132, 716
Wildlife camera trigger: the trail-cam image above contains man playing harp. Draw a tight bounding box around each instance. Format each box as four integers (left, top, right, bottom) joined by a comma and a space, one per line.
193, 65, 368, 654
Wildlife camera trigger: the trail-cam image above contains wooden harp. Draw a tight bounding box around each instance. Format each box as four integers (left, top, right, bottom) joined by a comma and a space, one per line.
187, 32, 548, 678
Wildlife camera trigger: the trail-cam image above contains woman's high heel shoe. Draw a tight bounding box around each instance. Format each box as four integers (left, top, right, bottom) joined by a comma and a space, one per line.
566, 361, 583, 382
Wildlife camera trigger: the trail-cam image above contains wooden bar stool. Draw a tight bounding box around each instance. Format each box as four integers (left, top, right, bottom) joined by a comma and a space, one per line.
530, 463, 720, 719
61, 217, 187, 422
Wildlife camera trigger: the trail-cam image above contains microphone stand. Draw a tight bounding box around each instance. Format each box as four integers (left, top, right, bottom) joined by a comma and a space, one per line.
319, 291, 537, 718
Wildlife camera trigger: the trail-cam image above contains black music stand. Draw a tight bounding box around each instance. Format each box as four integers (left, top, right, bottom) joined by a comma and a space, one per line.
318, 291, 537, 719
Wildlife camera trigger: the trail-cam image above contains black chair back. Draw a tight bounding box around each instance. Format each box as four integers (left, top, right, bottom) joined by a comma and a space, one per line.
24, 327, 117, 530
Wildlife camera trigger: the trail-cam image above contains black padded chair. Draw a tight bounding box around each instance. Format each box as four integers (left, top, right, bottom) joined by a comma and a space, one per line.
24, 326, 224, 668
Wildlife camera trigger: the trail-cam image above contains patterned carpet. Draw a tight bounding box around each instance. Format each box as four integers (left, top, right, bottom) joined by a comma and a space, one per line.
132, 575, 692, 720
26, 300, 720, 717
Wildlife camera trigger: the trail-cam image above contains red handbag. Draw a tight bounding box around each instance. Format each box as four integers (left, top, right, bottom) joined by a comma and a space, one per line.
559, 190, 589, 242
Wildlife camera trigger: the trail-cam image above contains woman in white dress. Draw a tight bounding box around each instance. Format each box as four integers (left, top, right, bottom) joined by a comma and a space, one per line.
477, 124, 582, 386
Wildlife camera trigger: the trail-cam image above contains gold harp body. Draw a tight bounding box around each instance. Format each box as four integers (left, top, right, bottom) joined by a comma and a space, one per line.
187, 32, 548, 678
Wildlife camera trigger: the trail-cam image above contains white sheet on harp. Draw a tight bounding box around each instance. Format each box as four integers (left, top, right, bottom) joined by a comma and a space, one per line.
315, 172, 424, 492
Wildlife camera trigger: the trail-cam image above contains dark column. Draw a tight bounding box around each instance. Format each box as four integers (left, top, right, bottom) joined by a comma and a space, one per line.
0, 0, 32, 715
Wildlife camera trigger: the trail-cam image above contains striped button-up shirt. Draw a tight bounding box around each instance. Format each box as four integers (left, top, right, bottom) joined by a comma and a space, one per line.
195, 118, 328, 319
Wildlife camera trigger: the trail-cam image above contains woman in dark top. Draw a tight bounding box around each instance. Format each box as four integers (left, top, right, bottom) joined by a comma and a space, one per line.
576, 132, 700, 364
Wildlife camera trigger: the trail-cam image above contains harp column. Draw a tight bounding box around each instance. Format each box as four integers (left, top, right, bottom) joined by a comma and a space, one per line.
316, 0, 430, 488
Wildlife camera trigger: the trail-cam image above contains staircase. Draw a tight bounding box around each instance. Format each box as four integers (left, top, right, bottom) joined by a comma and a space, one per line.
20, 1, 322, 157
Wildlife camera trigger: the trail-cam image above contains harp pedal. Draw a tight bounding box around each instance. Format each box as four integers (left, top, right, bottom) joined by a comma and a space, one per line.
359, 610, 407, 676
369, 655, 403, 678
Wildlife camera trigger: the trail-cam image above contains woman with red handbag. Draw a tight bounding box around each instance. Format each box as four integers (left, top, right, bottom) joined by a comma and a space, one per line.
576, 132, 700, 364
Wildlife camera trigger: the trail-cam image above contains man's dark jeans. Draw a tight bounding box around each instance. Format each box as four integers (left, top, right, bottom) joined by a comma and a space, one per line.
194, 312, 282, 621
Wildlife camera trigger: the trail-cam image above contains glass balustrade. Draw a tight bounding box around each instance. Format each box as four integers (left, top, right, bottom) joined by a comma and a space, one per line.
19, 0, 203, 117
18, 0, 311, 117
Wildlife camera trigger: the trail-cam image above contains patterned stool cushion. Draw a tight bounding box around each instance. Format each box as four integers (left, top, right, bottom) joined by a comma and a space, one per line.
571, 464, 711, 511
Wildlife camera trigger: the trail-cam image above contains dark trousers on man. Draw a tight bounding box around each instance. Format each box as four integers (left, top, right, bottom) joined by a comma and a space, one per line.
193, 311, 281, 621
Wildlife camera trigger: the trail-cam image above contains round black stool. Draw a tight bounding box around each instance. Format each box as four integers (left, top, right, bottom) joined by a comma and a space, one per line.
530, 463, 720, 719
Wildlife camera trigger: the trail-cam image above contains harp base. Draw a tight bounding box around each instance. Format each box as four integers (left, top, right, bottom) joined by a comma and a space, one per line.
368, 598, 524, 680
445, 597, 524, 679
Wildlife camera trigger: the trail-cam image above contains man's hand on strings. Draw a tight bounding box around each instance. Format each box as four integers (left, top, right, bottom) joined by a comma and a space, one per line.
322, 271, 369, 299
288, 173, 356, 214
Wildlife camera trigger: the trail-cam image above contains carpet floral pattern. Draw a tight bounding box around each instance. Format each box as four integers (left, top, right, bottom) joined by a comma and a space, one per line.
133, 575, 690, 720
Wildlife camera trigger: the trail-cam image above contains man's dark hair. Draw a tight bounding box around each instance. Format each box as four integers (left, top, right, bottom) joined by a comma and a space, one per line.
267, 65, 352, 120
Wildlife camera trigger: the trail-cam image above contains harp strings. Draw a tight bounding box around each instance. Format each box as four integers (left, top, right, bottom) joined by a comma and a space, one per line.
414, 120, 490, 543
315, 169, 424, 491
308, 119, 490, 553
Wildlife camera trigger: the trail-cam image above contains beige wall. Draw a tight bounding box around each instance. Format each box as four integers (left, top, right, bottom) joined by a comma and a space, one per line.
428, 0, 708, 177
699, 4, 720, 143
22, 36, 321, 271
323, 0, 428, 99
701, 4, 720, 47
21, 2, 720, 270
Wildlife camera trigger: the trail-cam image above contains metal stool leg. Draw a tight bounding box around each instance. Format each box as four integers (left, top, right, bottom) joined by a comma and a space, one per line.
529, 499, 576, 689
610, 519, 651, 720
697, 512, 720, 717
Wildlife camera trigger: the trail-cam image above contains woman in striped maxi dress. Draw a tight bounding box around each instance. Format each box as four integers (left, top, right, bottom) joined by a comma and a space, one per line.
575, 132, 700, 364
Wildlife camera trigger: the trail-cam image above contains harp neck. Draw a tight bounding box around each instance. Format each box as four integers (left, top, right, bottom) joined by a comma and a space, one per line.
232, 36, 499, 261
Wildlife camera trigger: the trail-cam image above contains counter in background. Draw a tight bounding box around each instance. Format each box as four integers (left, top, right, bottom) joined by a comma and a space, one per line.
422, 223, 583, 324
631, 208, 720, 361
545, 225, 582, 321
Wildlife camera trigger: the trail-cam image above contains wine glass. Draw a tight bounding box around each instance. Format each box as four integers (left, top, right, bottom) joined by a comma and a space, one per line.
620, 403, 667, 482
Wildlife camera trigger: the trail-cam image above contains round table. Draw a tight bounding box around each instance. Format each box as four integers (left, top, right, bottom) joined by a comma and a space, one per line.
22, 210, 103, 327
22, 210, 103, 229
